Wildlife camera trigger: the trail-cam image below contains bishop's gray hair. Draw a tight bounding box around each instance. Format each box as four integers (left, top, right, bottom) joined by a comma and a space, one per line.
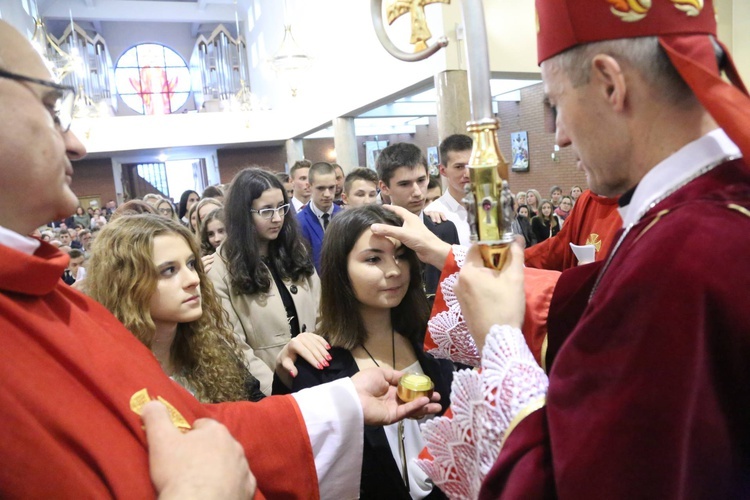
547, 36, 696, 106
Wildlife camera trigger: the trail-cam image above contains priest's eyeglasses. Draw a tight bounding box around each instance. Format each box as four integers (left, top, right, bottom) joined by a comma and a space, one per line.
0, 68, 76, 132
250, 204, 290, 219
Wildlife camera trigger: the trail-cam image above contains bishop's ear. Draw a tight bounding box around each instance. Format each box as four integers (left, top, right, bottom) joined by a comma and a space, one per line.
590, 54, 627, 112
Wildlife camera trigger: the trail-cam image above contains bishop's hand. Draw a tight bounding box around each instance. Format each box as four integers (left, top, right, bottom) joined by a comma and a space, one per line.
352, 367, 442, 426
455, 240, 526, 350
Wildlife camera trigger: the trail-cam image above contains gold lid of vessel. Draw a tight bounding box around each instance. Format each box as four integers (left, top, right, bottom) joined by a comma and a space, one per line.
397, 373, 434, 402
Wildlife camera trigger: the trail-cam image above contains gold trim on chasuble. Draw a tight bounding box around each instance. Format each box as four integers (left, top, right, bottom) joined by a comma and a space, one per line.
500, 395, 547, 450
130, 388, 192, 432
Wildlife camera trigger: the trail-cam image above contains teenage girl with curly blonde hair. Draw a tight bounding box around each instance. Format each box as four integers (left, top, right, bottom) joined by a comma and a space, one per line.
86, 214, 263, 403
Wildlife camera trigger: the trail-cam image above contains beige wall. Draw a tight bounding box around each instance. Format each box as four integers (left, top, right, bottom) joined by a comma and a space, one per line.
497, 84, 588, 197
717, 0, 750, 83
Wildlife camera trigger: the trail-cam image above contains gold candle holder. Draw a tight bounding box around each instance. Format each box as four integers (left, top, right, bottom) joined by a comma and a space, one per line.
397, 373, 434, 402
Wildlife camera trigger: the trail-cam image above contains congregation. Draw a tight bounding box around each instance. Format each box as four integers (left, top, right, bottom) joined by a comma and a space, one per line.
44, 139, 590, 290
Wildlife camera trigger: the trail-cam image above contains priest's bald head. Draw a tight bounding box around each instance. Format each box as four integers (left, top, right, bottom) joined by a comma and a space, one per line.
534, 0, 750, 197
0, 20, 86, 235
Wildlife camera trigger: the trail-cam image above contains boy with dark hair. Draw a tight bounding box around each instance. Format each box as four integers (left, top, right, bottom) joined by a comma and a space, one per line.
342, 168, 379, 208
62, 248, 85, 285
426, 134, 473, 245
275, 172, 294, 199
376, 143, 458, 299
297, 161, 343, 272
289, 159, 312, 212
331, 163, 345, 205
425, 177, 442, 205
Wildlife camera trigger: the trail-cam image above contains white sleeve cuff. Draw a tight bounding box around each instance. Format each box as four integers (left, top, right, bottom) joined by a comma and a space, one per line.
292, 378, 364, 500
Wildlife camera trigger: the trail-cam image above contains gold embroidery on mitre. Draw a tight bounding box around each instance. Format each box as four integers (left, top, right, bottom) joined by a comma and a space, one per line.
535, 10, 540, 33
608, 0, 651, 22
671, 0, 703, 17
586, 233, 603, 252
130, 388, 192, 432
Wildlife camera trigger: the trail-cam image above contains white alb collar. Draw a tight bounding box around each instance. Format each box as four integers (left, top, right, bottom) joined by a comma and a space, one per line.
0, 225, 42, 255
619, 129, 741, 227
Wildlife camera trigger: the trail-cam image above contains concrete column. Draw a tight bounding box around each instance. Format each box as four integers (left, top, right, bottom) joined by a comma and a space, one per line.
285, 139, 305, 172
333, 117, 358, 172
110, 159, 125, 205
435, 69, 471, 146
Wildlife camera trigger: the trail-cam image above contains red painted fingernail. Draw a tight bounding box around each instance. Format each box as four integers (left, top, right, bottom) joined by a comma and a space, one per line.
317, 362, 323, 369
322, 360, 329, 367
325, 354, 332, 361
325, 343, 331, 349
290, 370, 296, 378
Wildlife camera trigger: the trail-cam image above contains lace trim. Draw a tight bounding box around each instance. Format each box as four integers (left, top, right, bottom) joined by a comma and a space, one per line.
425, 246, 482, 366
417, 325, 549, 499
440, 272, 460, 311
451, 244, 467, 268
426, 308, 480, 367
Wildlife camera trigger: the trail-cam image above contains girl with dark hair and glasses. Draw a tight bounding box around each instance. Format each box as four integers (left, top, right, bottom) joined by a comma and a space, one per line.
290, 205, 453, 499
207, 167, 320, 396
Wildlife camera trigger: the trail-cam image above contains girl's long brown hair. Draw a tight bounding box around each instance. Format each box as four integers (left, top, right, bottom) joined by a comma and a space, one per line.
318, 205, 429, 350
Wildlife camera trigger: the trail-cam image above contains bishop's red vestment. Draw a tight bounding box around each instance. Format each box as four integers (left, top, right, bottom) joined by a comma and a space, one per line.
482, 157, 750, 498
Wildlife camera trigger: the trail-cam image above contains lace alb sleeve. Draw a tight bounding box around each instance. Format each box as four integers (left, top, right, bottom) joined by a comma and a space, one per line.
417, 325, 549, 499
425, 245, 483, 366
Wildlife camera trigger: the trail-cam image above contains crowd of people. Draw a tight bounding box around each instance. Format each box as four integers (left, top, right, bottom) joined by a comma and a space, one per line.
512, 184, 581, 248
35, 131, 588, 498
26, 127, 661, 498
3, 0, 750, 496
44, 145, 585, 292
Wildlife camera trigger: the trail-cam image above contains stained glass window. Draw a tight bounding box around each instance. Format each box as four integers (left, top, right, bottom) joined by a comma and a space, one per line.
115, 43, 191, 115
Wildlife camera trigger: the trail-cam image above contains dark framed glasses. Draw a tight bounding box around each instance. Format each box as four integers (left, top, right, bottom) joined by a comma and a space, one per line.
0, 68, 76, 132
250, 204, 291, 219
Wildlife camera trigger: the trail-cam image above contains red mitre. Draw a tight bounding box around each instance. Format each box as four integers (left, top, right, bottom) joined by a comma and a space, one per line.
535, 0, 750, 162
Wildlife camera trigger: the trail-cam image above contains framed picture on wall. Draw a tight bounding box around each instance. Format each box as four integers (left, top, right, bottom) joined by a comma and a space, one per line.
365, 140, 389, 170
511, 131, 530, 172
78, 195, 102, 211
427, 146, 439, 176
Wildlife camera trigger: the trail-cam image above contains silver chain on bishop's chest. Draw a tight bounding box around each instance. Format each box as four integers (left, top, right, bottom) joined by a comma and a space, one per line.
588, 155, 740, 302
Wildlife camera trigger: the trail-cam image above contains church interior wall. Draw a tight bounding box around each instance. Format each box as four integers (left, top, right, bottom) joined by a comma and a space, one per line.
70, 158, 119, 207
498, 83, 588, 198
216, 146, 287, 184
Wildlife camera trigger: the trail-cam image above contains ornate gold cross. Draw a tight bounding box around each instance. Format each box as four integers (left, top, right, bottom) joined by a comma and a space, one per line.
386, 0, 450, 52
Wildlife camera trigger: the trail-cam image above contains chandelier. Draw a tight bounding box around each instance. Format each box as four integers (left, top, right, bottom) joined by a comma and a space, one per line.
268, 1, 312, 97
